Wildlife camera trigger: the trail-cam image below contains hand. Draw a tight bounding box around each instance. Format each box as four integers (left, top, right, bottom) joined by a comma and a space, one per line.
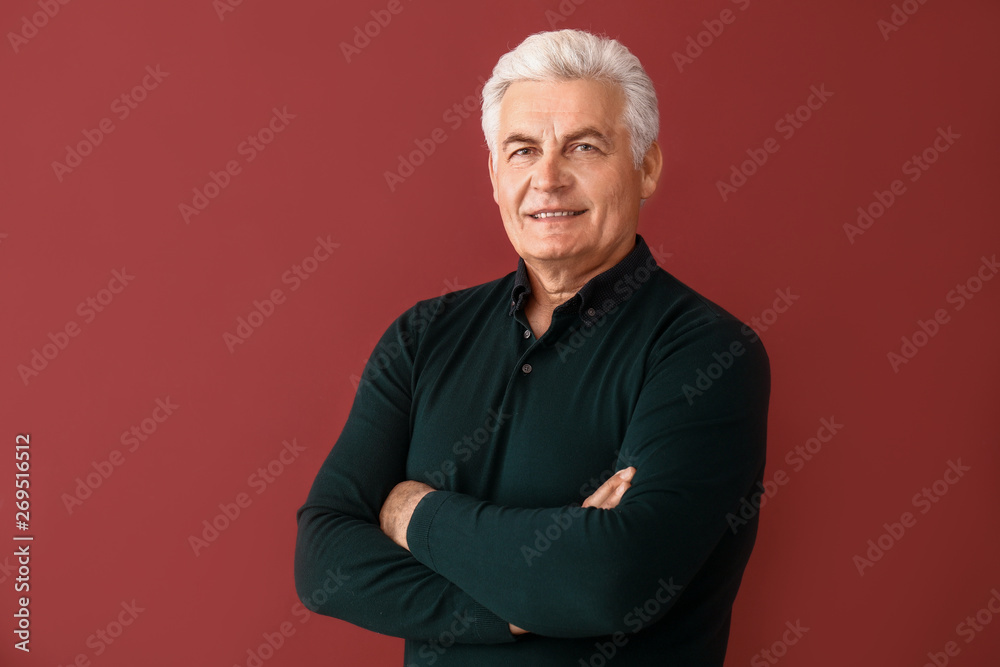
582, 466, 636, 509
379, 480, 435, 551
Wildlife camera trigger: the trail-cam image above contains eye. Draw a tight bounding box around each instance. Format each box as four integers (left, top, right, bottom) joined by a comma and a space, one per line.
512, 147, 533, 156
574, 143, 595, 152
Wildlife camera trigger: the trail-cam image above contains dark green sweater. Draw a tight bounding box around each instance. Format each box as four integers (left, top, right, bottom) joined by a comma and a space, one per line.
295, 235, 770, 666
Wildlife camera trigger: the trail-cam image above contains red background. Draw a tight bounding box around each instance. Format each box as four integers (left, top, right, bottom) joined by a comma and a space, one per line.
2, 0, 999, 665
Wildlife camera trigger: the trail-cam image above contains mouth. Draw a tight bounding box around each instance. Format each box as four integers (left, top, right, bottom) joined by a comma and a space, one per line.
527, 209, 588, 220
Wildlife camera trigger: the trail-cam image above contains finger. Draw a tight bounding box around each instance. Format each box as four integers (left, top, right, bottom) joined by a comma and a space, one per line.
582, 467, 636, 508
582, 483, 611, 508
582, 479, 617, 508
584, 477, 627, 509
606, 480, 630, 509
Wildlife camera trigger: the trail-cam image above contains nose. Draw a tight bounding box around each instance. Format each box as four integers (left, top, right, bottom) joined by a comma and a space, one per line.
532, 151, 570, 192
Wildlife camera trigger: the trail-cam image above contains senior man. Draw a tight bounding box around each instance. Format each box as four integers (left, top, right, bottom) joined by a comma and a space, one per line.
295, 29, 770, 666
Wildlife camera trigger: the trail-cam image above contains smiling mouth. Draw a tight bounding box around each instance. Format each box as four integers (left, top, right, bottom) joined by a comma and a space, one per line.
529, 210, 587, 219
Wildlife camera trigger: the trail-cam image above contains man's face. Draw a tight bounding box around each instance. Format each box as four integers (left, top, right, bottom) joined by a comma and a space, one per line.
488, 78, 661, 272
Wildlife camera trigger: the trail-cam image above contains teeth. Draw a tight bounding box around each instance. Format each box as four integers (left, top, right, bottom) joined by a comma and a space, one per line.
532, 211, 582, 218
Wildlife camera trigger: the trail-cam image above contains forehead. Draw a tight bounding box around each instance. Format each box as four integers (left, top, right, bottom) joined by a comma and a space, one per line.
498, 78, 626, 135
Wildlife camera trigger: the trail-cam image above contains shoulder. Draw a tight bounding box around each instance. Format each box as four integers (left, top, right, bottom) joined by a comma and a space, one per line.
636, 267, 770, 372
380, 272, 515, 350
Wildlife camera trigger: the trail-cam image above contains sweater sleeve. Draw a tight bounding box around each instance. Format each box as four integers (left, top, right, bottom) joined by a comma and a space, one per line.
294, 306, 515, 644
405, 317, 770, 638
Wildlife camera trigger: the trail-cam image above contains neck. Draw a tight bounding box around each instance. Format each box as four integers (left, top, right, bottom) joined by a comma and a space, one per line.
521, 236, 636, 335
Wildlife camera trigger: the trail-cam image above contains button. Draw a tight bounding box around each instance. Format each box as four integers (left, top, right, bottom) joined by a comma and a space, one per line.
586, 307, 596, 317
521, 363, 532, 374
523, 329, 531, 339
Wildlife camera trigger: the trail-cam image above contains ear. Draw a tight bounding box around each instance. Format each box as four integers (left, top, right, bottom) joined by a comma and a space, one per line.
488, 151, 499, 205
639, 141, 663, 201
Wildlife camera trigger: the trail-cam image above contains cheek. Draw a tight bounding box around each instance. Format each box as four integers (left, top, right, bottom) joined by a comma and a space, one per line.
499, 174, 528, 208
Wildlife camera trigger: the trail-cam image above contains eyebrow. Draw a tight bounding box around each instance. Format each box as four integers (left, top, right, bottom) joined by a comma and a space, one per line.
501, 127, 613, 151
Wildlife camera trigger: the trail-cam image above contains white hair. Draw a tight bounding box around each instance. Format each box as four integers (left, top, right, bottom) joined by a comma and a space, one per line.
481, 29, 659, 170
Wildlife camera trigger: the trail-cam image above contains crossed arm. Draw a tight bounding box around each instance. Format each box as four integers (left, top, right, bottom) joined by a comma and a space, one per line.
377, 467, 638, 636
294, 311, 768, 641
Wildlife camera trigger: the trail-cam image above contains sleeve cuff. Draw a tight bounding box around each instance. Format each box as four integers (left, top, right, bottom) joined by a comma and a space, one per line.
407, 489, 453, 569
407, 491, 516, 644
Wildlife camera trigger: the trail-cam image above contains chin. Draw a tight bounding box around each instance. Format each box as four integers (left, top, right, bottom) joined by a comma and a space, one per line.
520, 235, 585, 262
